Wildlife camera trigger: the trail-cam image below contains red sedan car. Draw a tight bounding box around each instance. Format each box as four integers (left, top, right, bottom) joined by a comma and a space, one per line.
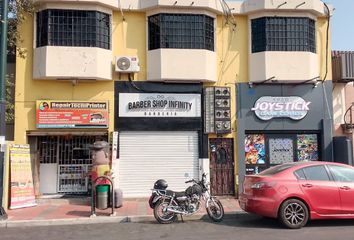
239, 161, 354, 229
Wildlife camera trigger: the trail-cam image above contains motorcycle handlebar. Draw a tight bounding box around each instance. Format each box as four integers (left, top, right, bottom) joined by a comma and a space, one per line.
185, 179, 197, 184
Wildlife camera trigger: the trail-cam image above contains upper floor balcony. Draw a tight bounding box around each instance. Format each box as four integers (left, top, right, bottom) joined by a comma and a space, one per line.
146, 12, 217, 82
244, 0, 332, 83
33, 7, 113, 81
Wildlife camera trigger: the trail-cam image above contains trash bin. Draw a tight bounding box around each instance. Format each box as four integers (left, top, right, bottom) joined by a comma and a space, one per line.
96, 184, 110, 210
114, 188, 123, 208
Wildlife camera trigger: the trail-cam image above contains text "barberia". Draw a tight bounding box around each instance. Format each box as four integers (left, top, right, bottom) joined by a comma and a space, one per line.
251, 101, 311, 111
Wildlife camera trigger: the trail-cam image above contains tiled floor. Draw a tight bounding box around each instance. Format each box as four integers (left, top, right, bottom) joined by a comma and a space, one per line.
6, 197, 241, 221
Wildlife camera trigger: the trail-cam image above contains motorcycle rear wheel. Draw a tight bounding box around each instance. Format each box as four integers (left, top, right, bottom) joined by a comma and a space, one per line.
153, 200, 177, 224
206, 198, 224, 222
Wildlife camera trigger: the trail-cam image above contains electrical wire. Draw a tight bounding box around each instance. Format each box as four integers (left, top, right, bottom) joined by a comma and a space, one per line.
219, 0, 237, 31
322, 1, 330, 83
118, 0, 125, 21
319, 3, 333, 144
320, 1, 333, 141
128, 73, 145, 92
217, 0, 238, 84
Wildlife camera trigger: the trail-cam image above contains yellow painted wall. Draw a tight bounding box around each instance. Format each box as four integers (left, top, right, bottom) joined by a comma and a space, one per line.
15, 14, 123, 144
2, 142, 11, 210
204, 15, 248, 194
112, 12, 147, 81
317, 16, 332, 81
15, 12, 147, 144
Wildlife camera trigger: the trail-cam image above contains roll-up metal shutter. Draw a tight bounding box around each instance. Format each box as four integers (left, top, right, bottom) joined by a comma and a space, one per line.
119, 131, 199, 197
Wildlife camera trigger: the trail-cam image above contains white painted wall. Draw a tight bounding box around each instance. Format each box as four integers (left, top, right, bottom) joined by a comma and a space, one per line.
147, 49, 216, 82
333, 83, 347, 125
33, 0, 329, 16
39, 164, 58, 194
250, 52, 319, 82
33, 46, 113, 80
241, 0, 327, 16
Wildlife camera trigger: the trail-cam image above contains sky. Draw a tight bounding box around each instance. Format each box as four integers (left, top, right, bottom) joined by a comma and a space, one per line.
230, 0, 354, 51
325, 0, 354, 51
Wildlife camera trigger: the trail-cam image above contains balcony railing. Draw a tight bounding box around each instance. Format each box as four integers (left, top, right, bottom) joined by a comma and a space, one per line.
342, 103, 354, 133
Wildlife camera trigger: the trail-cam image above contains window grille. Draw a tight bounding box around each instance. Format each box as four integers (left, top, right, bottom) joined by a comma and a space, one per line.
148, 13, 214, 51
36, 9, 111, 50
251, 17, 316, 53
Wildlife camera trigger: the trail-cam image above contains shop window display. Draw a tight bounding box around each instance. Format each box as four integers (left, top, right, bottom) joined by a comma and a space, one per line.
245, 134, 266, 174
245, 134, 266, 165
269, 138, 294, 164
245, 133, 320, 175
297, 134, 318, 161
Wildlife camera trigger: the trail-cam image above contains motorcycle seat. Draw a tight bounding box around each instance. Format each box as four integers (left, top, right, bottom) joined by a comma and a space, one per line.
165, 190, 186, 198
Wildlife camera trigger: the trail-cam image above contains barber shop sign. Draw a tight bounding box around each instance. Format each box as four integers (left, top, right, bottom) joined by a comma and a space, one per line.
251, 96, 311, 121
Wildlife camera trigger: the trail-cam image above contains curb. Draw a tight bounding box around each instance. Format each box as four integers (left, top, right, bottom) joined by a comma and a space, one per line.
0, 211, 245, 228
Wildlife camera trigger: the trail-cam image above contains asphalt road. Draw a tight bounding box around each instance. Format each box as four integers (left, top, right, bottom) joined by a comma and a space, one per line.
2, 214, 354, 240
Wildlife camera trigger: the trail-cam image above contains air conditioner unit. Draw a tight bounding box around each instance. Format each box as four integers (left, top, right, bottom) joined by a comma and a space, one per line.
115, 56, 140, 73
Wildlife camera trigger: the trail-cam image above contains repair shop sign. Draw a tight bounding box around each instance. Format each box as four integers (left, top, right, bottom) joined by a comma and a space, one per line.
36, 100, 109, 128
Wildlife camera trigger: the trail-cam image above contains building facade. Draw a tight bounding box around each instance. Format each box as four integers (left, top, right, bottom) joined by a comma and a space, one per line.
8, 0, 333, 201
332, 51, 354, 164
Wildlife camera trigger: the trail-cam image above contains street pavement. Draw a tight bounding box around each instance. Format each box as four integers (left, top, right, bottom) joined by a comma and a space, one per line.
2, 214, 354, 240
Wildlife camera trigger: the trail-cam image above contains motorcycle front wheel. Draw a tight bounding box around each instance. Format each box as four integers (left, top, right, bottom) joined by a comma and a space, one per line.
206, 198, 224, 222
153, 200, 177, 224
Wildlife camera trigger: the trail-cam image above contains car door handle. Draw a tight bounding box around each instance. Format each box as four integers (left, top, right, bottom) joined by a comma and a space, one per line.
340, 186, 351, 190
302, 184, 313, 188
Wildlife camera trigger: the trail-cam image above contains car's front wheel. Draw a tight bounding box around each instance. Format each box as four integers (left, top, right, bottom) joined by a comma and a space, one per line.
279, 199, 309, 229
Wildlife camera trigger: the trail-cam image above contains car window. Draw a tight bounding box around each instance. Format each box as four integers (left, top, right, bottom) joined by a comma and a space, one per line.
302, 166, 330, 181
258, 164, 294, 176
328, 165, 354, 183
294, 169, 306, 180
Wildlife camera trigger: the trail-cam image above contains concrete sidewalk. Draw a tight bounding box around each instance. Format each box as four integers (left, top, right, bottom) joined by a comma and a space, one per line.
0, 197, 244, 228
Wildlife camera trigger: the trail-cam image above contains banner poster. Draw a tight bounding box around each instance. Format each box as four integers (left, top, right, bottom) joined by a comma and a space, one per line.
245, 134, 265, 165
9, 144, 37, 209
297, 134, 319, 161
36, 100, 109, 128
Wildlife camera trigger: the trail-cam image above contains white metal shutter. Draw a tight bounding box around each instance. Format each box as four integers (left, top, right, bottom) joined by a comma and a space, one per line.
119, 131, 199, 197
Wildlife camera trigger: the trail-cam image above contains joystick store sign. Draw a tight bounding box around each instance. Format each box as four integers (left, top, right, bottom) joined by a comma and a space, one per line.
251, 96, 311, 121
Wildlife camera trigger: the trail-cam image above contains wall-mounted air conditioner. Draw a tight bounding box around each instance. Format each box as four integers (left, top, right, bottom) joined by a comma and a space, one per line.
115, 56, 140, 73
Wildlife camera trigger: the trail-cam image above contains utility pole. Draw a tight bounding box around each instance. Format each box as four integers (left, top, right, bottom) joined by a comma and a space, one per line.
0, 0, 8, 220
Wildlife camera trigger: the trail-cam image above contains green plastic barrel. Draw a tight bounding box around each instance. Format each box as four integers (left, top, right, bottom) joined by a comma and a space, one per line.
96, 185, 110, 209
96, 184, 110, 193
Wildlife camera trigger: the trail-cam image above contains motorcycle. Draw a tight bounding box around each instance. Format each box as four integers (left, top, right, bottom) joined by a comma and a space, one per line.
149, 173, 224, 224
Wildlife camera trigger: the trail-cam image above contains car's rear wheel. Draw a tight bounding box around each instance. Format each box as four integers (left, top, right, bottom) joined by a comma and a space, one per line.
279, 199, 309, 229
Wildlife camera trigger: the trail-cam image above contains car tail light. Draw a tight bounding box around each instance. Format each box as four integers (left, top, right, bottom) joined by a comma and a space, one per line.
251, 181, 276, 189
